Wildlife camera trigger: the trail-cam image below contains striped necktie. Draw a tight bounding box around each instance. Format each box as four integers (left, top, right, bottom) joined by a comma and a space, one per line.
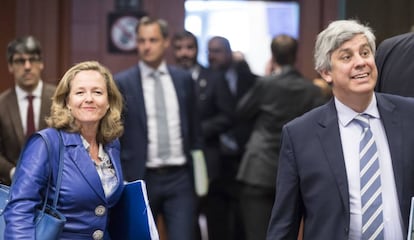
354, 114, 384, 240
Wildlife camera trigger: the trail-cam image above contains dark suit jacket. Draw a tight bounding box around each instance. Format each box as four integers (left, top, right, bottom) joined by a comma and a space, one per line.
114, 65, 202, 181
0, 83, 55, 184
236, 67, 323, 188
193, 65, 235, 181
267, 93, 414, 240
221, 60, 258, 155
214, 60, 258, 179
375, 32, 414, 97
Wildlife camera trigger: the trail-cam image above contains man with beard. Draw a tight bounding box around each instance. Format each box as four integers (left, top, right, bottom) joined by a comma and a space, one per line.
172, 30, 234, 240
206, 36, 258, 240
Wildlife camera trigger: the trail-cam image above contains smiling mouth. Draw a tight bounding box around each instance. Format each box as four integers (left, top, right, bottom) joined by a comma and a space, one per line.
352, 73, 369, 79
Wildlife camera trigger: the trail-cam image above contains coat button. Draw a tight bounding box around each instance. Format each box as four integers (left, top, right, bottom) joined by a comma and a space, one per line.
199, 78, 207, 87
92, 229, 104, 240
95, 205, 106, 216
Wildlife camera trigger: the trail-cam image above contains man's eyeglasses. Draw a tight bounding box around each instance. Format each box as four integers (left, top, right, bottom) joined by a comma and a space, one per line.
12, 56, 41, 66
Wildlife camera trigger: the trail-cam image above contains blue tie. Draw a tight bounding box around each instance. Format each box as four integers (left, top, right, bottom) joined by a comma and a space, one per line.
354, 114, 384, 240
152, 71, 170, 160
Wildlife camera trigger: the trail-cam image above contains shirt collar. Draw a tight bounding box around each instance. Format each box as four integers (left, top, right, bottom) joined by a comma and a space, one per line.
80, 135, 105, 160
335, 93, 379, 127
139, 61, 168, 78
272, 65, 294, 76
15, 80, 43, 100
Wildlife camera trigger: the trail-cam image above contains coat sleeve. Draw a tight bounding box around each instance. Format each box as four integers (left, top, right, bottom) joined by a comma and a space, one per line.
266, 126, 303, 240
4, 135, 50, 239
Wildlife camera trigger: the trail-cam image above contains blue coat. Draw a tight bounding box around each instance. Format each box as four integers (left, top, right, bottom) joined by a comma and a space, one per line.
4, 128, 124, 239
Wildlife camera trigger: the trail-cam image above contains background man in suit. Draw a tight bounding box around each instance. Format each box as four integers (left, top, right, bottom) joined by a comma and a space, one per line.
0, 35, 55, 185
375, 32, 414, 97
172, 30, 234, 240
205, 36, 257, 240
236, 34, 323, 240
114, 17, 202, 240
267, 19, 414, 239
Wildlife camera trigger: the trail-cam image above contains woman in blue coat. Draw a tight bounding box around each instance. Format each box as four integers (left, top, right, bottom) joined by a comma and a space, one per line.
4, 61, 125, 239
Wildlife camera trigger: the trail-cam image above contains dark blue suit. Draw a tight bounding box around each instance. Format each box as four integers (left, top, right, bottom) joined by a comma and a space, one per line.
114, 64, 201, 240
267, 93, 414, 239
194, 66, 234, 181
375, 32, 414, 97
114, 64, 201, 181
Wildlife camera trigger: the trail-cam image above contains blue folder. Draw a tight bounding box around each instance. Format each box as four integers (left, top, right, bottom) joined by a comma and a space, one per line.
408, 197, 414, 240
109, 180, 159, 240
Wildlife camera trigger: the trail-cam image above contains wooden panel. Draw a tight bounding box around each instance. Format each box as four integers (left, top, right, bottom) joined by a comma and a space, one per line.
0, 0, 16, 92
57, 0, 72, 78
297, 0, 339, 79
70, 0, 186, 75
346, 0, 412, 45
5, 0, 414, 89
15, 0, 61, 84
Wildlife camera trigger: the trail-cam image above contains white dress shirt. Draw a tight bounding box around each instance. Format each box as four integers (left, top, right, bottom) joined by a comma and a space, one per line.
139, 61, 186, 168
335, 95, 403, 240
15, 80, 43, 133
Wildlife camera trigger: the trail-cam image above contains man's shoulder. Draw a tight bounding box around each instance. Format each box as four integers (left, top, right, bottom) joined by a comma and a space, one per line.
259, 69, 314, 88
380, 32, 414, 49
199, 67, 224, 82
42, 82, 57, 93
378, 92, 414, 108
286, 102, 329, 127
167, 65, 192, 81
168, 64, 189, 74
0, 88, 14, 102
114, 65, 140, 81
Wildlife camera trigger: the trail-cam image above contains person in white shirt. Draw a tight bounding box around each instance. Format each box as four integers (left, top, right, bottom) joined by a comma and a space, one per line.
267, 19, 414, 240
0, 35, 55, 185
115, 17, 203, 240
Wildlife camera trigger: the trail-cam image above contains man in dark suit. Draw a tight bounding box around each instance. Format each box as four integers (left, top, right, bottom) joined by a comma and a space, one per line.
0, 35, 55, 185
236, 34, 323, 240
375, 32, 414, 97
172, 30, 234, 185
172, 30, 235, 240
114, 17, 202, 240
206, 36, 257, 240
267, 19, 414, 239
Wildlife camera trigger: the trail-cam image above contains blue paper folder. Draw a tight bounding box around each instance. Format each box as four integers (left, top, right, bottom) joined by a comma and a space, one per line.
408, 197, 414, 240
109, 180, 159, 240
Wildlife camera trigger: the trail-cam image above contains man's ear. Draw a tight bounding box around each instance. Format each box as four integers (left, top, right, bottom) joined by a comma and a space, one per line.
7, 64, 13, 73
319, 69, 333, 84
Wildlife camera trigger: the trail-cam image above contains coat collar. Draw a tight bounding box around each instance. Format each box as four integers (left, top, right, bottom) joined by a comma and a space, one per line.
316, 94, 402, 216
61, 132, 122, 203
317, 99, 350, 213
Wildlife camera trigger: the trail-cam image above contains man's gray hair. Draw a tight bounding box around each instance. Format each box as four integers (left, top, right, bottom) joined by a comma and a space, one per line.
314, 19, 376, 73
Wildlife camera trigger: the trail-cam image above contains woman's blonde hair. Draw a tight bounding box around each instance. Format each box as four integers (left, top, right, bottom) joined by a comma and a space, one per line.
46, 61, 124, 144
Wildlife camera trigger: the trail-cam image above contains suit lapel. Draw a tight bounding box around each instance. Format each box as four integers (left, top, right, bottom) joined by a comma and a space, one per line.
168, 67, 188, 133
169, 68, 185, 107
6, 89, 25, 145
134, 68, 148, 135
64, 133, 106, 202
376, 94, 404, 204
317, 100, 350, 214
